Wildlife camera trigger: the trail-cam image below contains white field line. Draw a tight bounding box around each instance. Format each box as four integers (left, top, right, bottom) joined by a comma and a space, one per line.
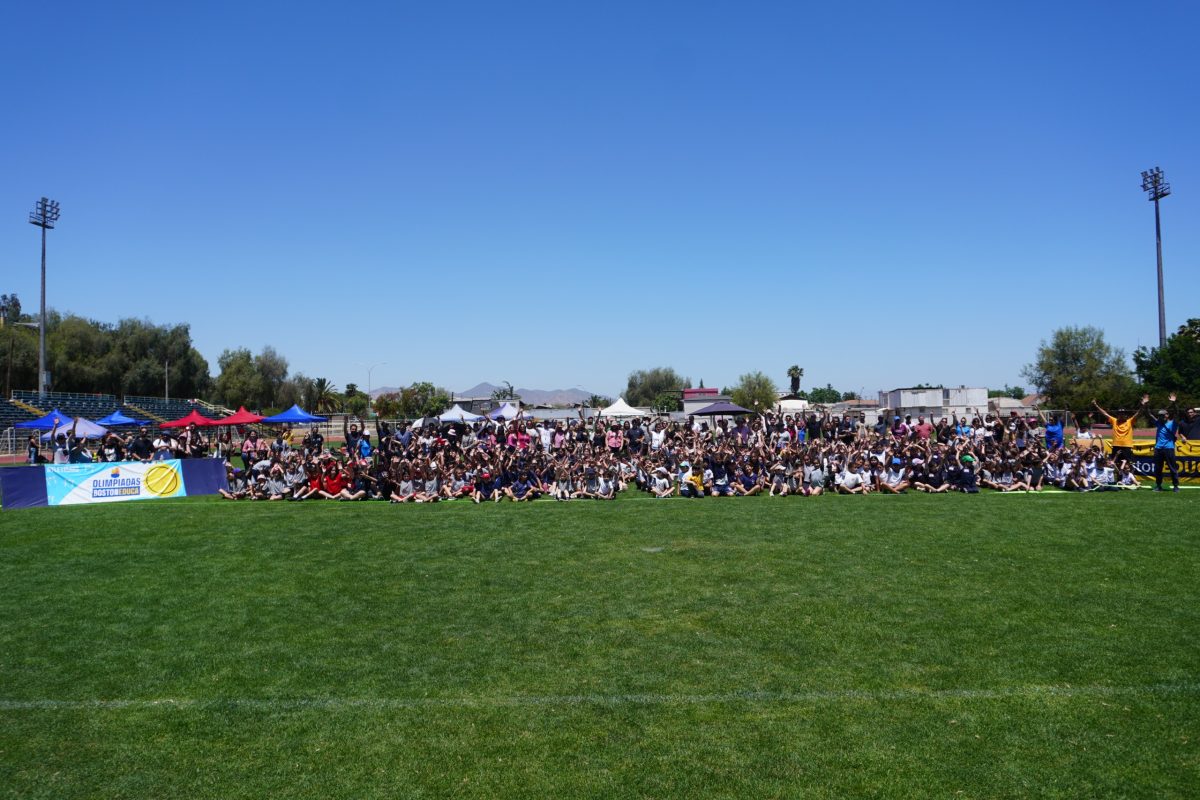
2, 682, 1197, 712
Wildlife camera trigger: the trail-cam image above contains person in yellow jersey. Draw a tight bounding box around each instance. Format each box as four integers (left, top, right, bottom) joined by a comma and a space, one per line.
1093, 394, 1148, 468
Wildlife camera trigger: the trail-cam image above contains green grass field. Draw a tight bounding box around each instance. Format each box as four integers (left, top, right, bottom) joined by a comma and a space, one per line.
1, 492, 1198, 798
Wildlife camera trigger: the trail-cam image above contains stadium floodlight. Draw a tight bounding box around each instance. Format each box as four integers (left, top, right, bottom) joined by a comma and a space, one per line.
28, 197, 61, 400
1140, 168, 1170, 348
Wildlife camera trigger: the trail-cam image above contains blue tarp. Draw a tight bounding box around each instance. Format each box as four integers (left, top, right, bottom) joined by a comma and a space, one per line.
261, 404, 328, 424
14, 408, 73, 430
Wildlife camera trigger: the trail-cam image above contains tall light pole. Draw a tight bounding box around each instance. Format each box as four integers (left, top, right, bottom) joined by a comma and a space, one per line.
357, 360, 388, 418
1140, 167, 1170, 348
28, 197, 60, 400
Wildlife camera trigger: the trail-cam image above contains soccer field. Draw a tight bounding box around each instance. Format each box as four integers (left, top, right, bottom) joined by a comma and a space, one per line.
1, 492, 1197, 798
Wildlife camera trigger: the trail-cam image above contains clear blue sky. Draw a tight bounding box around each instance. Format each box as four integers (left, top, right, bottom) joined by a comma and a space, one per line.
2, 1, 1196, 399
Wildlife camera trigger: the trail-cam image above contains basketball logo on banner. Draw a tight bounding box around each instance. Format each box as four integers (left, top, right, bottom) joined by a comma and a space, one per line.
144, 463, 182, 497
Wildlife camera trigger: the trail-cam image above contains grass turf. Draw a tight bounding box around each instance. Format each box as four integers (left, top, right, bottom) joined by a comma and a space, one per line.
1, 492, 1197, 798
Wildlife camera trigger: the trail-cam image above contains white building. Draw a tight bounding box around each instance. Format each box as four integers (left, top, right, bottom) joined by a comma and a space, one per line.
878, 386, 988, 421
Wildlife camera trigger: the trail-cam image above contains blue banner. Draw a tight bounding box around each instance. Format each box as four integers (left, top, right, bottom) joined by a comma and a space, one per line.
1, 459, 228, 510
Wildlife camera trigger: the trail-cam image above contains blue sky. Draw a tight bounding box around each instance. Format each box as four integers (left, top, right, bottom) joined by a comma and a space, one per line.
1, 1, 1196, 399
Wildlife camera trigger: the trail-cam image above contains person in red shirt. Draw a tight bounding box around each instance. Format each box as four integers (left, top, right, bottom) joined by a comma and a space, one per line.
913, 416, 934, 442
318, 460, 348, 499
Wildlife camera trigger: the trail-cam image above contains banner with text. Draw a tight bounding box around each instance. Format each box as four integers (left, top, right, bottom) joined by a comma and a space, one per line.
45, 460, 188, 506
1103, 439, 1200, 484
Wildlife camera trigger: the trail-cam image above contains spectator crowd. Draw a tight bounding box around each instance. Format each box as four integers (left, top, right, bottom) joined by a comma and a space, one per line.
30, 395, 1196, 500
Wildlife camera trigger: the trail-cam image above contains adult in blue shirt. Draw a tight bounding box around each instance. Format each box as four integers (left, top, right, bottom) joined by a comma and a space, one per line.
1150, 393, 1188, 492
1035, 407, 1065, 451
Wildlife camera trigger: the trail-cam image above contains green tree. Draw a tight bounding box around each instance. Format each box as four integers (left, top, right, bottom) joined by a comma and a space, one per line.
254, 346, 288, 407
807, 384, 843, 405
988, 384, 1027, 400
586, 394, 612, 409
394, 382, 450, 418
786, 365, 804, 395
730, 371, 778, 411
1021, 326, 1137, 411
213, 348, 265, 409
1133, 318, 1200, 403
306, 378, 339, 412
491, 381, 520, 402
373, 392, 403, 419
625, 367, 688, 410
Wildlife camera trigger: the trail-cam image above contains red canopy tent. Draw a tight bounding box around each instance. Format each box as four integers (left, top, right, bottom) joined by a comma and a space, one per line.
159, 409, 219, 428
214, 406, 264, 425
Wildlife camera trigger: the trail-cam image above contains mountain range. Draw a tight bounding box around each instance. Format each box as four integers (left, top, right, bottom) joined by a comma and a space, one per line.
371, 382, 602, 407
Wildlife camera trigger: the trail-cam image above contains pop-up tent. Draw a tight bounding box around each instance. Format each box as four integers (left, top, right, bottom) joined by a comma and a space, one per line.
598, 398, 642, 418
261, 405, 328, 424
692, 401, 752, 417
96, 409, 150, 427
160, 409, 219, 428
15, 408, 74, 429
40, 417, 109, 440
215, 406, 265, 425
438, 404, 483, 422
487, 402, 521, 420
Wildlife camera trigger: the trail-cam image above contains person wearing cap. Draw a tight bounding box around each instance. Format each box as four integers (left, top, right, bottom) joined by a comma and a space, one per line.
877, 457, 910, 494
1148, 392, 1187, 492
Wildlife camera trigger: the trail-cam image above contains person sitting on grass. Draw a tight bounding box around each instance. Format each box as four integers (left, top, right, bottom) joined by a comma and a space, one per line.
877, 458, 909, 494
650, 466, 675, 498
262, 464, 292, 501
834, 458, 870, 494
679, 462, 706, 498
220, 467, 251, 500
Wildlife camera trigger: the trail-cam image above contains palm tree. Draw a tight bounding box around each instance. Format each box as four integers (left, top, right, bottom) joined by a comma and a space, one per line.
308, 377, 338, 412
787, 365, 804, 395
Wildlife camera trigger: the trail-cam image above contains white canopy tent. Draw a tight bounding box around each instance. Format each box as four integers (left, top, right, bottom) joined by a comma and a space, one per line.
487, 402, 522, 420
40, 417, 110, 441
598, 397, 643, 418
437, 404, 483, 423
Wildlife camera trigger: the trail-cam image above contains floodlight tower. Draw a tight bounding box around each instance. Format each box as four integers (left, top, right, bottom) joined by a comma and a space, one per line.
1140, 168, 1170, 348
28, 197, 61, 400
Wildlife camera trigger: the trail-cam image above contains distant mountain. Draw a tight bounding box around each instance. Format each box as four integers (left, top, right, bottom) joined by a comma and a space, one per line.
461, 383, 599, 407
371, 382, 603, 407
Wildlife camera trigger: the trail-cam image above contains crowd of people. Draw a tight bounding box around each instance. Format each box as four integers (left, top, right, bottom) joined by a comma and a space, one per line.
29, 395, 1194, 500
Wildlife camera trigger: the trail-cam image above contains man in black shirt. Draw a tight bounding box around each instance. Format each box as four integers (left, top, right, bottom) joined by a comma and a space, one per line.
127, 427, 153, 461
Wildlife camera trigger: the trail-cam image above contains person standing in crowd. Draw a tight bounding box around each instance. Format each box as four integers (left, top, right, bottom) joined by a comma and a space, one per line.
1149, 393, 1187, 492
1035, 407, 1065, 451
1093, 396, 1146, 467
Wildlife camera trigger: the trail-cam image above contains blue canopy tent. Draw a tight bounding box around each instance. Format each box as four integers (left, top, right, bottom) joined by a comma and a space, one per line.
261, 405, 329, 424
96, 409, 150, 427
14, 408, 74, 430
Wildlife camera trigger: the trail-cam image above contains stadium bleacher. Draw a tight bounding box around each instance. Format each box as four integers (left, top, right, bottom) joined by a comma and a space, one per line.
9, 390, 180, 428
122, 395, 210, 423
0, 397, 38, 431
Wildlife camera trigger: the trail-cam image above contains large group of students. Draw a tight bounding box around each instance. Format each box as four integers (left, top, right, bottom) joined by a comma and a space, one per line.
29, 394, 1194, 500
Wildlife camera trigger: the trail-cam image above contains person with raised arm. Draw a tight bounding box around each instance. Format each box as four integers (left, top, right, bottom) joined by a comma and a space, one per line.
1093, 395, 1147, 468
1148, 392, 1187, 492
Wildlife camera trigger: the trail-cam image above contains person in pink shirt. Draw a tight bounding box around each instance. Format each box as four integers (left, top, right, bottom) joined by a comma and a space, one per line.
913, 415, 934, 441
606, 424, 624, 455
